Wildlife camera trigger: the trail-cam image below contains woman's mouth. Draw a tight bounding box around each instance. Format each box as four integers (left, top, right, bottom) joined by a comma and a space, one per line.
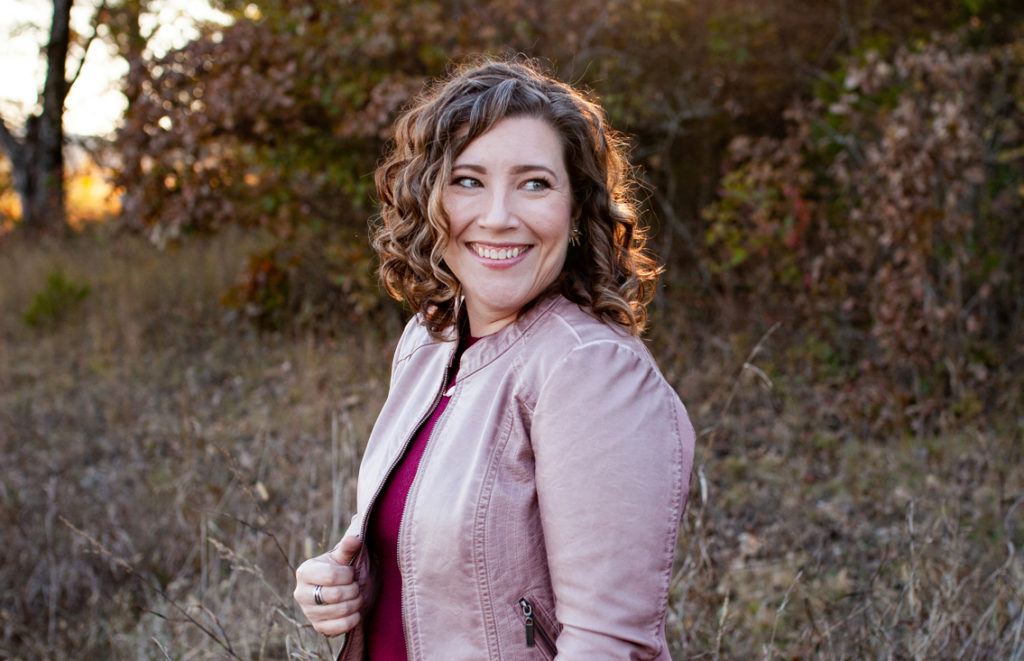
469, 243, 529, 261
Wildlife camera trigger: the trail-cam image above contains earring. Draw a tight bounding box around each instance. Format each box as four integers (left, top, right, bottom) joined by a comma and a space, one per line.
569, 226, 581, 247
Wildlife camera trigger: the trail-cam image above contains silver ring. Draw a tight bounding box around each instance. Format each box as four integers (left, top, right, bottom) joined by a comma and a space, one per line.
314, 584, 324, 606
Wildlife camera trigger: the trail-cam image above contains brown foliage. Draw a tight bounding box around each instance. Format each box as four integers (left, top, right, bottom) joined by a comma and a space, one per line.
0, 0, 985, 243
704, 27, 1024, 432
113, 0, 966, 250
109, 1, 1024, 429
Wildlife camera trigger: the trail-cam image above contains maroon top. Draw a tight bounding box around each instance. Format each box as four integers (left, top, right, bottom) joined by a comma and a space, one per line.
364, 335, 477, 660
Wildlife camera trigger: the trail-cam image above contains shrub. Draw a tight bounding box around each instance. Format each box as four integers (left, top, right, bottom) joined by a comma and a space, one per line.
703, 27, 1024, 433
23, 268, 91, 328
220, 226, 387, 332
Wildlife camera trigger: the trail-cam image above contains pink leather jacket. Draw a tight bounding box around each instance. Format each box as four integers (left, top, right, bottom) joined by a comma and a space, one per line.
339, 295, 695, 660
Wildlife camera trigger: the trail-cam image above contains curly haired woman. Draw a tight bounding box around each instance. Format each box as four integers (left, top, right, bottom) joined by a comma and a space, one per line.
294, 58, 695, 660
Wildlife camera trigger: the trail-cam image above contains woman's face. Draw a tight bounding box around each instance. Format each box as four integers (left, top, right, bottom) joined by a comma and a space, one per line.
442, 116, 573, 337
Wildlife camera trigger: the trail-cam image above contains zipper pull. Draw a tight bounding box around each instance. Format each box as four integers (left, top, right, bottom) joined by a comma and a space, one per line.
519, 599, 535, 647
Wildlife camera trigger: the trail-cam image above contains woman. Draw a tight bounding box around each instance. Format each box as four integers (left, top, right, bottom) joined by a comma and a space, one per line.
294, 58, 695, 660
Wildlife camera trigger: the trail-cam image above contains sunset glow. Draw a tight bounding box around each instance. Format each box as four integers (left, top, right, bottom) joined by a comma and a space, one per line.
1, 0, 230, 137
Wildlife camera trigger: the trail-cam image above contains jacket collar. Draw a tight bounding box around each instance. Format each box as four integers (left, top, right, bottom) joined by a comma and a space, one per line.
449, 295, 565, 379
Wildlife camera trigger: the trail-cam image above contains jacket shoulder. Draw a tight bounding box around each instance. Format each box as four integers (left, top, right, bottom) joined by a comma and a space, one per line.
387, 314, 452, 387
526, 298, 651, 362
516, 298, 663, 402
395, 314, 449, 358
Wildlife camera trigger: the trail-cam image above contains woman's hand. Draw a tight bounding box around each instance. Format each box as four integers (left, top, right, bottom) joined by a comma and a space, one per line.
293, 536, 364, 637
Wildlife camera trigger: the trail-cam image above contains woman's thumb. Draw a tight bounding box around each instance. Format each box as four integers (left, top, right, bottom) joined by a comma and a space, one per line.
331, 536, 362, 566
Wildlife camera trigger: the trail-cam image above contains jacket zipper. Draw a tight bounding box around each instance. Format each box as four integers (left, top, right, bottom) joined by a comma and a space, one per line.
518, 598, 556, 656
396, 358, 457, 654
338, 340, 458, 660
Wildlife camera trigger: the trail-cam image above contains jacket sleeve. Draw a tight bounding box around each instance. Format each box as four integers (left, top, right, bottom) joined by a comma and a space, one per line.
532, 340, 695, 660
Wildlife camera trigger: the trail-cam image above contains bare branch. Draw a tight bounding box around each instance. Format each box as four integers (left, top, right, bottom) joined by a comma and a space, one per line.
65, 0, 109, 97
210, 509, 296, 573
0, 114, 26, 168
60, 516, 244, 660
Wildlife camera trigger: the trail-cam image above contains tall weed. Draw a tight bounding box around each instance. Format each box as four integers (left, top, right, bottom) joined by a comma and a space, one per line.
1, 230, 1021, 658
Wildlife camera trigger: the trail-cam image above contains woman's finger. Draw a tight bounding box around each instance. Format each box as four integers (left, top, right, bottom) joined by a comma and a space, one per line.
307, 595, 363, 622
322, 581, 360, 604
295, 559, 356, 588
299, 581, 359, 607
330, 536, 362, 565
311, 611, 361, 638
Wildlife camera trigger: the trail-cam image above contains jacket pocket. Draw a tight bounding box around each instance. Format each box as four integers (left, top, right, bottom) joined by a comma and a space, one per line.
516, 597, 557, 659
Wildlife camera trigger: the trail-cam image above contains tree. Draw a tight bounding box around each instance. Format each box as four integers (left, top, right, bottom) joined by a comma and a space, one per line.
113, 0, 1003, 326
0, 0, 98, 235
98, 0, 152, 227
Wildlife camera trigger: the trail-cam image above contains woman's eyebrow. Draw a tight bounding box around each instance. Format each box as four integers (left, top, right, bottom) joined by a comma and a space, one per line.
510, 164, 557, 177
452, 163, 487, 173
451, 163, 558, 177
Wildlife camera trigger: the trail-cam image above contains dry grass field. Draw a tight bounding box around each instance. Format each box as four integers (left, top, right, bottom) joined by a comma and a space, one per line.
1, 229, 1021, 659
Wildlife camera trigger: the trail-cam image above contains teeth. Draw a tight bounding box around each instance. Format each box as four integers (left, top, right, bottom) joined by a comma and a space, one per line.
473, 245, 525, 260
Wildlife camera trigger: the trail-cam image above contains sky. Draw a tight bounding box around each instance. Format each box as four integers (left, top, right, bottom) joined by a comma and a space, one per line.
1, 0, 231, 138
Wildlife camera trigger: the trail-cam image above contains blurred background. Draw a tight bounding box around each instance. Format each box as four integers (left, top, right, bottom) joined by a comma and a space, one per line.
1, 0, 1022, 658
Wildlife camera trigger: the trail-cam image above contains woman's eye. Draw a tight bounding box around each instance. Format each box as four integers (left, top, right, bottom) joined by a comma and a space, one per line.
452, 176, 481, 188
523, 178, 551, 192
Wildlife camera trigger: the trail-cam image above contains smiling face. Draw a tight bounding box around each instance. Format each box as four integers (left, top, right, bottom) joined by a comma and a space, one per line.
442, 116, 573, 336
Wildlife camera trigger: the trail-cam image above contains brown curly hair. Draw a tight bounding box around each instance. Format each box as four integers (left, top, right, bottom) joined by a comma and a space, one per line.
372, 57, 661, 338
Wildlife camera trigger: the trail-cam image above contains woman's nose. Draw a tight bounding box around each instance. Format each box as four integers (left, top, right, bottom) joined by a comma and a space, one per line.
478, 189, 519, 230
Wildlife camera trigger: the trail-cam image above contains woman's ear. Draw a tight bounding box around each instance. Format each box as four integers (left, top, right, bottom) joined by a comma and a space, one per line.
570, 203, 583, 227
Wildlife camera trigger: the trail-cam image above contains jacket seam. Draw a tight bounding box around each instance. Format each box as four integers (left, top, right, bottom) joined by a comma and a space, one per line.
534, 338, 653, 406
547, 308, 585, 343
650, 401, 684, 651
394, 336, 447, 369
472, 400, 515, 658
